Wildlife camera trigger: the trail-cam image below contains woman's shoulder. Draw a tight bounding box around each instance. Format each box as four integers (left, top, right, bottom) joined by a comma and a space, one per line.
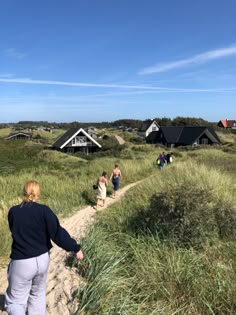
113, 168, 120, 173
28, 202, 52, 213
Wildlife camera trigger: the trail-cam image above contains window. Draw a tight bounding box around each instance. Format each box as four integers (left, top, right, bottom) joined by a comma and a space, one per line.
72, 136, 87, 145
201, 138, 208, 145
77, 136, 86, 143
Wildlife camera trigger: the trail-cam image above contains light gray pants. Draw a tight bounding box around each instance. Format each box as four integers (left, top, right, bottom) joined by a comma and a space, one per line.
5, 252, 49, 315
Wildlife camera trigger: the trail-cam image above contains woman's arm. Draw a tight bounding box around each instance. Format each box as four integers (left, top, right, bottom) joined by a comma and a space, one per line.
44, 207, 82, 254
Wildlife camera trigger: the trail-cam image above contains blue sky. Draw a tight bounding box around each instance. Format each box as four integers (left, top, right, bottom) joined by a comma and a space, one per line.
0, 0, 236, 122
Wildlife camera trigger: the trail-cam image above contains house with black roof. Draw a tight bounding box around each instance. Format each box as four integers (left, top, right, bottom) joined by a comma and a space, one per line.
6, 132, 32, 140
52, 127, 101, 154
146, 126, 220, 147
138, 119, 160, 137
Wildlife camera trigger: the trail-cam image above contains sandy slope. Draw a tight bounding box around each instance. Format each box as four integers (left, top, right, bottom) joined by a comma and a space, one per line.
114, 134, 125, 145
0, 182, 137, 315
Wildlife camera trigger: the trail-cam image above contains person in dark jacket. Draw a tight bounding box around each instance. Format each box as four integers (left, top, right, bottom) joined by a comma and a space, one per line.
5, 180, 84, 315
166, 152, 173, 164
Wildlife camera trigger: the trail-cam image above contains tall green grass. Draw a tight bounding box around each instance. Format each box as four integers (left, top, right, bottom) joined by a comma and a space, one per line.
0, 140, 158, 257
75, 159, 236, 314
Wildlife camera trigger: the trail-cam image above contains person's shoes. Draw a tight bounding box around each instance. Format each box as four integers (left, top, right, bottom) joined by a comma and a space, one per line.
93, 206, 97, 210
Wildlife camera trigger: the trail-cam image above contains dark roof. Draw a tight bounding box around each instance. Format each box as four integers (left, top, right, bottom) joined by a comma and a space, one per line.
147, 126, 220, 145
160, 126, 184, 143
139, 120, 158, 132
6, 132, 32, 139
203, 126, 221, 143
52, 127, 101, 149
178, 126, 208, 145
53, 128, 78, 149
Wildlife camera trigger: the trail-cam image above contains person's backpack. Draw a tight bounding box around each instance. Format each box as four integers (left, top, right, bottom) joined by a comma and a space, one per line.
156, 158, 160, 165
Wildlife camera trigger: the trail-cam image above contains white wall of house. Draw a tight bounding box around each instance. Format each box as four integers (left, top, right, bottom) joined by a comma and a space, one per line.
145, 121, 159, 137
69, 136, 93, 147
138, 121, 159, 137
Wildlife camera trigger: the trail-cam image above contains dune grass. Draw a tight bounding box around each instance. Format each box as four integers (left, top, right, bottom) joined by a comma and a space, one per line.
1, 134, 236, 314
75, 154, 236, 315
0, 139, 158, 257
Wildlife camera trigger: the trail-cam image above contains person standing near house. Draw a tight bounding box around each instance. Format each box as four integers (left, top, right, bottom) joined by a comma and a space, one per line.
166, 152, 171, 164
95, 171, 108, 209
5, 180, 83, 315
166, 152, 174, 164
110, 164, 122, 198
159, 152, 166, 170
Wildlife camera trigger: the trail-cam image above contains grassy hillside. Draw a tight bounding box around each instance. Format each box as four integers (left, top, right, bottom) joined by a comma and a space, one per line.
1, 130, 236, 314
73, 147, 236, 315
0, 138, 158, 257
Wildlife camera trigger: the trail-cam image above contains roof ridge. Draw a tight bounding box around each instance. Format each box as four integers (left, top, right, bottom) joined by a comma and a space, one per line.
175, 126, 184, 143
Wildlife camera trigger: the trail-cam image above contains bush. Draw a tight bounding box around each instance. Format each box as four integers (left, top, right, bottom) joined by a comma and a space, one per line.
215, 200, 236, 239
131, 181, 236, 248
146, 183, 217, 247
129, 135, 145, 144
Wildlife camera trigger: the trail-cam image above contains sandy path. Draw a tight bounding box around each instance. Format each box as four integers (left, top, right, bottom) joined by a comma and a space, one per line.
114, 134, 125, 145
0, 182, 138, 315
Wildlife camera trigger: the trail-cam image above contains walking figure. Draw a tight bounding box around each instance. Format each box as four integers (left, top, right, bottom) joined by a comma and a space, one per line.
110, 164, 122, 198
5, 180, 83, 315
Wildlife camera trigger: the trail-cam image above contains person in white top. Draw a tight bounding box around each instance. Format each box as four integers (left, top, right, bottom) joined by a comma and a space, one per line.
95, 171, 108, 209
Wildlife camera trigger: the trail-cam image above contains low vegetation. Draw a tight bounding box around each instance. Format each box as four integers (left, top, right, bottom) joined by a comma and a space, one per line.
74, 150, 236, 315
0, 137, 156, 257
0, 127, 236, 314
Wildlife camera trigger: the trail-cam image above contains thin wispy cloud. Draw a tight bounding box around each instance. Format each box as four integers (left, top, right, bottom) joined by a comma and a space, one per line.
0, 73, 15, 78
0, 77, 166, 90
4, 48, 28, 59
0, 77, 234, 93
138, 44, 236, 75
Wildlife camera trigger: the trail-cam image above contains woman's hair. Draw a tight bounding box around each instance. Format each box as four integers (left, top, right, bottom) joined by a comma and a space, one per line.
102, 171, 107, 177
115, 164, 119, 168
23, 180, 40, 203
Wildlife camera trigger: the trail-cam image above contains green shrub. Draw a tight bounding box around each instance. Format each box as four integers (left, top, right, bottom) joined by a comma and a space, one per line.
119, 160, 236, 248
215, 200, 236, 239
145, 183, 217, 247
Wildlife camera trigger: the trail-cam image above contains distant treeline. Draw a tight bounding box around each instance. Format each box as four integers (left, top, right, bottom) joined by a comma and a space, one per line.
0, 117, 220, 130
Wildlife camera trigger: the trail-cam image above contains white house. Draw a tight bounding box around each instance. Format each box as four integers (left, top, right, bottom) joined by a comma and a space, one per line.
138, 119, 160, 137
52, 127, 101, 154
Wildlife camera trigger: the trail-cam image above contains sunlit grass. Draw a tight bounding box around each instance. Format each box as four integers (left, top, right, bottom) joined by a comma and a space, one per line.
0, 140, 158, 257
75, 157, 236, 314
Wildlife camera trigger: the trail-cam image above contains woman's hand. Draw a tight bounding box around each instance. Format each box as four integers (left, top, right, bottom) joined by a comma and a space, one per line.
76, 249, 84, 260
